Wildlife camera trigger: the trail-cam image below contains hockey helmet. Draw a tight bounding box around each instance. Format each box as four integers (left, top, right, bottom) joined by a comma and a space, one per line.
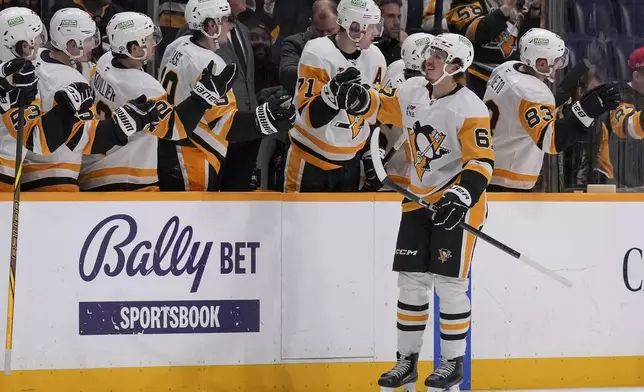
0, 7, 47, 60
401, 32, 434, 72
336, 0, 383, 45
185, 0, 232, 40
50, 8, 100, 60
106, 12, 162, 61
519, 28, 568, 82
422, 33, 474, 85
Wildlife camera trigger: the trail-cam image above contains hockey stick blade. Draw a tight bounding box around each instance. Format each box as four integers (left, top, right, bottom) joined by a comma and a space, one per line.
369, 128, 573, 288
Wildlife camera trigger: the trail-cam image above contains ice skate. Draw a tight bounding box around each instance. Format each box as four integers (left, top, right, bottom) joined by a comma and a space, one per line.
424, 356, 463, 392
378, 352, 418, 392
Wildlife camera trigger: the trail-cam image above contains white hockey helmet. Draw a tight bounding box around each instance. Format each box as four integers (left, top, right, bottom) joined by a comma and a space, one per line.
106, 12, 162, 61
0, 7, 47, 59
185, 0, 231, 39
50, 8, 100, 60
519, 28, 569, 82
336, 0, 383, 46
422, 33, 474, 85
401, 32, 434, 72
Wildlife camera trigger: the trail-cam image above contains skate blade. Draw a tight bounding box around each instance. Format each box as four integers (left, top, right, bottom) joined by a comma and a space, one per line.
379, 383, 416, 392
426, 386, 459, 392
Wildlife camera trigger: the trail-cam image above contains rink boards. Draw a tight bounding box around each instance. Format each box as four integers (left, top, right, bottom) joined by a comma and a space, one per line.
0, 192, 642, 392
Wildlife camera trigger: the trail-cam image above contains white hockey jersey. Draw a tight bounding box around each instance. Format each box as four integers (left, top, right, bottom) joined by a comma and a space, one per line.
484, 61, 557, 190
291, 37, 386, 169
158, 36, 237, 189
19, 49, 90, 191
379, 58, 411, 188
84, 52, 190, 191
378, 77, 494, 211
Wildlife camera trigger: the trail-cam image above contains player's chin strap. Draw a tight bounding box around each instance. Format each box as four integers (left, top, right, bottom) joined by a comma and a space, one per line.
201, 23, 224, 50
430, 63, 462, 86
368, 126, 574, 289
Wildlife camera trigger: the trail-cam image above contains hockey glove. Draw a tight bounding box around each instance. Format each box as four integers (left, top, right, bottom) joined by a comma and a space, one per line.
0, 58, 27, 93
0, 59, 38, 113
571, 82, 621, 128
112, 95, 160, 140
362, 147, 385, 191
320, 66, 362, 110
339, 83, 372, 115
433, 185, 472, 231
54, 82, 95, 114
256, 88, 296, 135
258, 86, 286, 105
192, 61, 237, 106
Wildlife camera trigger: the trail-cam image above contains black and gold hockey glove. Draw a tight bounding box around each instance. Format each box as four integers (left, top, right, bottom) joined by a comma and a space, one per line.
192, 61, 237, 106
321, 66, 362, 110
433, 185, 472, 230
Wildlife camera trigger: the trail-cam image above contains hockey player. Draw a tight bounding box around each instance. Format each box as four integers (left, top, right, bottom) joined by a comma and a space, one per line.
0, 7, 154, 191
446, 0, 543, 98
375, 33, 493, 392
285, 0, 387, 193
365, 32, 435, 191
85, 11, 237, 191
158, 0, 296, 191
20, 8, 159, 191
483, 28, 620, 191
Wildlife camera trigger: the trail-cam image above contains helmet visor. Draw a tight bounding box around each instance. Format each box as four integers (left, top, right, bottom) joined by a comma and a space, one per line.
81, 29, 101, 52
552, 47, 569, 71
368, 17, 383, 38
145, 25, 163, 48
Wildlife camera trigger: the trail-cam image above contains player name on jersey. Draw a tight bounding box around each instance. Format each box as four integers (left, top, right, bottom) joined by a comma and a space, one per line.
92, 71, 116, 103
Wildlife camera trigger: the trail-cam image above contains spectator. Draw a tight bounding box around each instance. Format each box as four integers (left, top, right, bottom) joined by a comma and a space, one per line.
375, 0, 406, 65
446, 0, 542, 98
247, 17, 280, 93
279, 0, 338, 95
217, 0, 261, 191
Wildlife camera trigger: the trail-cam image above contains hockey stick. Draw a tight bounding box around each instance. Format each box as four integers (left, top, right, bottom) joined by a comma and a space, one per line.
4, 105, 24, 375
369, 127, 573, 288
382, 130, 406, 165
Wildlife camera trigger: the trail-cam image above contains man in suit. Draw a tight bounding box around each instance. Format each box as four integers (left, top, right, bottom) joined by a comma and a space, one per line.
216, 0, 261, 191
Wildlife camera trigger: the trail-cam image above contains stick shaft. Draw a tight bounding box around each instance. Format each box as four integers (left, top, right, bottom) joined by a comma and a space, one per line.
5, 105, 24, 375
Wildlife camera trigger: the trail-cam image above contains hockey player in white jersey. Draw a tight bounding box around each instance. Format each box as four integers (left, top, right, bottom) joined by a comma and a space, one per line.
365, 32, 434, 191
86, 11, 238, 191
285, 0, 387, 192
376, 33, 494, 392
0, 7, 152, 191
20, 8, 159, 191
484, 28, 620, 191
158, 0, 295, 191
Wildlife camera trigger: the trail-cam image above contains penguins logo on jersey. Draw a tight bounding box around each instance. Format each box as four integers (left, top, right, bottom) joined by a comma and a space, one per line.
334, 115, 365, 139
438, 249, 452, 263
409, 121, 451, 180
